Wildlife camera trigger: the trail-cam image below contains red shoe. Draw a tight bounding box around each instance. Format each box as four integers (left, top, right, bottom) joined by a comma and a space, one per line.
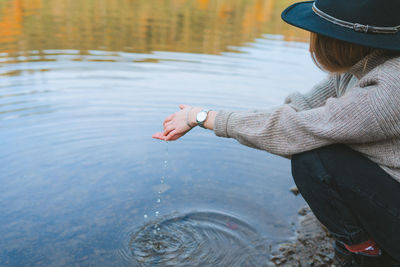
344, 239, 381, 257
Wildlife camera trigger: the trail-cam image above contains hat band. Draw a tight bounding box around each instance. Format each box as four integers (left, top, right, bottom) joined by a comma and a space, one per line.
312, 3, 400, 34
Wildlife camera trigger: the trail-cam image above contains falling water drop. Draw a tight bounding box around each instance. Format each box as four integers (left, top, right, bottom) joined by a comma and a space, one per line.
150, 143, 168, 240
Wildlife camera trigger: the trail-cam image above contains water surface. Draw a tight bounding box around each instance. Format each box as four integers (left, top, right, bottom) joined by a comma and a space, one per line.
0, 0, 324, 266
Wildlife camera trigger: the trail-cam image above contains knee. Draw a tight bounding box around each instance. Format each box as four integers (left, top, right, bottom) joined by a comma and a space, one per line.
292, 144, 349, 171
291, 149, 320, 186
291, 149, 315, 174
291, 145, 342, 186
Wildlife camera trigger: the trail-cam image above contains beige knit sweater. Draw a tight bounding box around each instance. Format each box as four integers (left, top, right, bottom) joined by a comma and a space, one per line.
214, 50, 400, 183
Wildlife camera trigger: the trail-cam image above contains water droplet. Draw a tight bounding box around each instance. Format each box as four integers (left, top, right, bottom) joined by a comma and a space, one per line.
164, 160, 167, 164
144, 214, 148, 219
153, 230, 157, 234
155, 211, 159, 216
157, 198, 161, 203
158, 191, 162, 194
157, 227, 160, 231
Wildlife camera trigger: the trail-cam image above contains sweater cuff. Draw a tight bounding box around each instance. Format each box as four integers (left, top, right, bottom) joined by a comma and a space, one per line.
213, 110, 234, 138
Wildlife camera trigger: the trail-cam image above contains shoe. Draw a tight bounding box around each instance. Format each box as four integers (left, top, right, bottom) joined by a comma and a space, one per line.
344, 239, 382, 257
335, 240, 352, 262
335, 241, 398, 267
335, 241, 359, 267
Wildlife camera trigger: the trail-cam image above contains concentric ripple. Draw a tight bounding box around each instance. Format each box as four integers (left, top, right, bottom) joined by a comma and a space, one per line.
120, 211, 271, 267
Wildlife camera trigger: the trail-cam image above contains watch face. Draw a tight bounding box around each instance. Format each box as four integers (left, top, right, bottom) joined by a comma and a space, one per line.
197, 111, 207, 122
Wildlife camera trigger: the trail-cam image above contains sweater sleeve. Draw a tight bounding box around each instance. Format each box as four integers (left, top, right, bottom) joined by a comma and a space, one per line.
214, 84, 387, 158
283, 74, 338, 111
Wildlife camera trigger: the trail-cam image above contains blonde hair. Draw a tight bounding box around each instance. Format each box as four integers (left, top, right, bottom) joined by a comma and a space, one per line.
309, 32, 375, 73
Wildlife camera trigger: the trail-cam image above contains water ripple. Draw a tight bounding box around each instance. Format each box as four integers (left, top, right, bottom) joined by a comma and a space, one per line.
118, 211, 271, 267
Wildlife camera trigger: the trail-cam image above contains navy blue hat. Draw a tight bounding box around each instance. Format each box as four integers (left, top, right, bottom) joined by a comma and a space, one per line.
281, 0, 400, 51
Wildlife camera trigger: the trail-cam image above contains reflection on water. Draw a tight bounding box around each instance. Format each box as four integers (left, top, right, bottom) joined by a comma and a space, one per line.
0, 0, 308, 59
0, 0, 324, 266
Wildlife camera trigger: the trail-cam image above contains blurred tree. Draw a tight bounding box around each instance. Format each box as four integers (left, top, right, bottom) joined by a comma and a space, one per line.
0, 0, 308, 58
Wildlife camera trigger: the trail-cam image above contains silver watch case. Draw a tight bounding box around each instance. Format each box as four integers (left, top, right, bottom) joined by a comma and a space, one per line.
196, 109, 210, 128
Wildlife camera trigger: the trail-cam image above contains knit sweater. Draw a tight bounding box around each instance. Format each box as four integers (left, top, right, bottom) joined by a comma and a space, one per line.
214, 50, 400, 183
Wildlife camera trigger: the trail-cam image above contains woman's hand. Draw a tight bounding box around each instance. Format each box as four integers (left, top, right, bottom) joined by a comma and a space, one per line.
152, 104, 200, 141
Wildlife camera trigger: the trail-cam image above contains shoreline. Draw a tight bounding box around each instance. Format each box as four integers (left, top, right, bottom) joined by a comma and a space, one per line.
269, 206, 338, 266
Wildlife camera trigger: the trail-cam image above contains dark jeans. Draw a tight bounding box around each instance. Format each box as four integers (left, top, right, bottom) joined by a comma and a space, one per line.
291, 144, 400, 262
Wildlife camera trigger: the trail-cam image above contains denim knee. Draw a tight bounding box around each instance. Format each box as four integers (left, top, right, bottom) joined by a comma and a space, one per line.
291, 147, 333, 186
291, 146, 370, 245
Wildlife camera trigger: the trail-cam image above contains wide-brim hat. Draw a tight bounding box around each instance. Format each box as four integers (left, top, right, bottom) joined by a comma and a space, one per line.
281, 0, 400, 51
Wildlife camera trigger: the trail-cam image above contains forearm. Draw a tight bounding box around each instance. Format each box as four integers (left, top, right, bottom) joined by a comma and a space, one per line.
213, 90, 386, 157
204, 111, 216, 130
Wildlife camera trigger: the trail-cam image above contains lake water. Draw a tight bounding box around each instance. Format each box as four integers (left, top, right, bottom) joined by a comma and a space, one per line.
0, 0, 325, 266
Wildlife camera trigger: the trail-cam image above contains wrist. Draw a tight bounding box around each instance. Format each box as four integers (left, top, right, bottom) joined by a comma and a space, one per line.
189, 107, 202, 127
204, 110, 216, 130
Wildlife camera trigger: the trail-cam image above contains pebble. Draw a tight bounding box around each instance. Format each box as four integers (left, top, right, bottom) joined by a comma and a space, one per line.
290, 186, 300, 196
269, 205, 338, 266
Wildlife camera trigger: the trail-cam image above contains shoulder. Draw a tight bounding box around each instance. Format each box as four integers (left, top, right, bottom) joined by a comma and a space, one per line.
365, 56, 400, 137
343, 53, 400, 93
375, 55, 400, 84
362, 55, 400, 119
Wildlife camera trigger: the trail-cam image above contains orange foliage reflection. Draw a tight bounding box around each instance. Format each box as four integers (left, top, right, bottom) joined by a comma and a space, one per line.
0, 0, 308, 56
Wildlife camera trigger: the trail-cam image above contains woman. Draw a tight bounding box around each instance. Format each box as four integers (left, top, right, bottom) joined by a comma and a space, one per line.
153, 0, 400, 266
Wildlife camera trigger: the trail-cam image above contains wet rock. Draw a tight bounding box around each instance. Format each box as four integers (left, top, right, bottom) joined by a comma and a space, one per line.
269, 205, 337, 267
290, 186, 300, 196
298, 206, 310, 216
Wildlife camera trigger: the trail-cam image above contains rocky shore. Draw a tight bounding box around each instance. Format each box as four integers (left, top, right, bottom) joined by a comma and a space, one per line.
269, 206, 339, 267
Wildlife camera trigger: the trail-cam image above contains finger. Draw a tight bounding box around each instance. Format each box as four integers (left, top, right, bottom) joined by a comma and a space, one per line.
152, 132, 167, 140
163, 121, 173, 131
163, 125, 175, 136
165, 129, 181, 141
179, 104, 189, 110
152, 132, 163, 139
163, 114, 174, 126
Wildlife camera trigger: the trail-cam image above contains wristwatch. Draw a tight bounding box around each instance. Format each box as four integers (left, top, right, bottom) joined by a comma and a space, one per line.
196, 109, 211, 128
